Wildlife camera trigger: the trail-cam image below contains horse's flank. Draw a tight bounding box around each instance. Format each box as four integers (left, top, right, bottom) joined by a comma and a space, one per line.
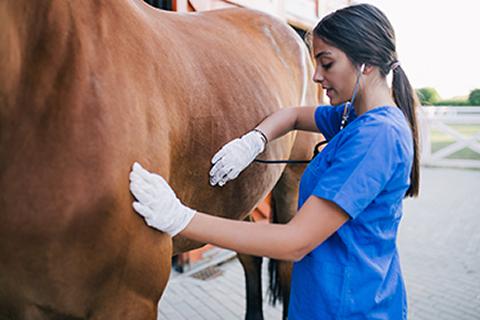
0, 1, 317, 318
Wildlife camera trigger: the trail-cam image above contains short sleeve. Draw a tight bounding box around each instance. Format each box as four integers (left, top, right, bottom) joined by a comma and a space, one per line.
312, 123, 400, 219
314, 105, 345, 141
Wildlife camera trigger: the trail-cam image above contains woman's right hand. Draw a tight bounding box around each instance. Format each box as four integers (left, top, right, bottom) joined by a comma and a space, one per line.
209, 130, 266, 187
130, 162, 196, 236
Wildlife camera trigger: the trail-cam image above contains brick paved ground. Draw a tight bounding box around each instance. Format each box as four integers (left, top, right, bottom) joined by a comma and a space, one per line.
399, 167, 480, 320
158, 167, 480, 319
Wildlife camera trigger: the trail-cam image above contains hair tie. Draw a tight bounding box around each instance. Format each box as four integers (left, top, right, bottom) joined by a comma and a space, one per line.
391, 61, 401, 71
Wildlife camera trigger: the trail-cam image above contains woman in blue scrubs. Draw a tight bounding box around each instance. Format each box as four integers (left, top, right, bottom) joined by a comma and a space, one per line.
129, 4, 420, 319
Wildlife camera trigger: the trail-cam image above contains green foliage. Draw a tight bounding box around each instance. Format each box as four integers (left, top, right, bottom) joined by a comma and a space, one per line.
416, 87, 441, 105
433, 99, 470, 106
468, 89, 480, 105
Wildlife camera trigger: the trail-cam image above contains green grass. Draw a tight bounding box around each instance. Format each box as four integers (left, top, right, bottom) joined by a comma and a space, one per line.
429, 124, 480, 160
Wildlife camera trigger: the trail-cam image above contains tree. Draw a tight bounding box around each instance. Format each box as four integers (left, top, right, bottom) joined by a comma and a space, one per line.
468, 89, 480, 105
416, 87, 441, 105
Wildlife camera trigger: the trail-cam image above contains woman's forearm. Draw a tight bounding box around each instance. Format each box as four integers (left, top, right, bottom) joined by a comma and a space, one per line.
255, 107, 298, 142
255, 106, 318, 142
180, 212, 306, 261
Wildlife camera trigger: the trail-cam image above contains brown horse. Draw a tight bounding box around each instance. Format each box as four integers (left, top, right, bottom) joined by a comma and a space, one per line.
0, 1, 319, 319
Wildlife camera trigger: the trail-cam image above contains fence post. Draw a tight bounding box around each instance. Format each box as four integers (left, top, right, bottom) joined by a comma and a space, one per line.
419, 108, 432, 162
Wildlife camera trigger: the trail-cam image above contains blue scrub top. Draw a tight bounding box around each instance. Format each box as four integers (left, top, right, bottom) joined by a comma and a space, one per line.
288, 105, 413, 320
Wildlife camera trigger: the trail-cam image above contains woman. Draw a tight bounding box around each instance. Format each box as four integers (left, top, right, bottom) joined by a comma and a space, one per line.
129, 4, 419, 319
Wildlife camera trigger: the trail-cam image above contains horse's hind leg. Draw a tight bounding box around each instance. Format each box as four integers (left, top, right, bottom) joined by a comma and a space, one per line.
237, 250, 264, 320
90, 234, 172, 320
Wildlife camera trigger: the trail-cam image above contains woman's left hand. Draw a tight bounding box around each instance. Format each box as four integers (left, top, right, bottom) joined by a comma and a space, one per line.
129, 162, 196, 236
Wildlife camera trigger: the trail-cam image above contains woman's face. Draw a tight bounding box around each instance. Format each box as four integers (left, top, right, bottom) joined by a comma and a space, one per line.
312, 36, 358, 105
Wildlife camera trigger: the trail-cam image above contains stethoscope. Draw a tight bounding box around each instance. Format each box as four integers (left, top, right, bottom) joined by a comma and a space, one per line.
254, 64, 365, 165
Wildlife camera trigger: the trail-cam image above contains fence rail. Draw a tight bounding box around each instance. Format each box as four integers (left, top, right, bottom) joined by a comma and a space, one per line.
419, 106, 480, 169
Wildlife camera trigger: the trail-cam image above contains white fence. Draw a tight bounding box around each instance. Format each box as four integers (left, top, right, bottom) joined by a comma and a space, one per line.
419, 106, 480, 169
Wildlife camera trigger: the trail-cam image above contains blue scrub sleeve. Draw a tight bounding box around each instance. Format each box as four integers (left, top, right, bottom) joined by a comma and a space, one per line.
314, 105, 345, 141
312, 123, 400, 219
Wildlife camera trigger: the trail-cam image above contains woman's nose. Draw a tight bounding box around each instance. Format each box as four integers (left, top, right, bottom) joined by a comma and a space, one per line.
313, 72, 324, 84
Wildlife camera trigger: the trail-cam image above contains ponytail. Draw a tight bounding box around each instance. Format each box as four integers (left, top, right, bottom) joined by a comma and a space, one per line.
392, 66, 420, 197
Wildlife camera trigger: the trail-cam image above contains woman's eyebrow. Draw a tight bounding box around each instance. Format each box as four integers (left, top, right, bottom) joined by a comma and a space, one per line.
314, 51, 332, 60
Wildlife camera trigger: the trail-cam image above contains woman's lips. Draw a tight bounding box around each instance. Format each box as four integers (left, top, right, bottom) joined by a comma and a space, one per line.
326, 88, 334, 98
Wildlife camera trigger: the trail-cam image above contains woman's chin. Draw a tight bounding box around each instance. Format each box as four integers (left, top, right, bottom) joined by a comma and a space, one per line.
328, 97, 345, 106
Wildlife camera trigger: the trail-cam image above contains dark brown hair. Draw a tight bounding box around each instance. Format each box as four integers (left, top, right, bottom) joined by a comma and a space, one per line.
313, 4, 420, 197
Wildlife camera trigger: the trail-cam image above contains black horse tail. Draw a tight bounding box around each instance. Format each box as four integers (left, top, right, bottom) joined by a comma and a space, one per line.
268, 199, 282, 307
267, 189, 293, 318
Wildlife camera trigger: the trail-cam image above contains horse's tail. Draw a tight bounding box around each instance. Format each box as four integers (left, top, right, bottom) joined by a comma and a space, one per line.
268, 193, 280, 305
267, 190, 292, 307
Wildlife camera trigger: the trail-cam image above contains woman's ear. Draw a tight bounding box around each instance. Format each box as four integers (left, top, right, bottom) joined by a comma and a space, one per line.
361, 64, 376, 75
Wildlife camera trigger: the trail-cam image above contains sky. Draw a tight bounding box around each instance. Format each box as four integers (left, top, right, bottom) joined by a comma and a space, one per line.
356, 0, 480, 99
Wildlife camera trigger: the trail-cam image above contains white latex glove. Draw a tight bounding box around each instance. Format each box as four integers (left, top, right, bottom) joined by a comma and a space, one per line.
209, 129, 267, 187
129, 162, 196, 236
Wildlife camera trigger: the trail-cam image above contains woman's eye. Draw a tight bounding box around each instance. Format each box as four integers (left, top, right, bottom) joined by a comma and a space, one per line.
322, 62, 333, 70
